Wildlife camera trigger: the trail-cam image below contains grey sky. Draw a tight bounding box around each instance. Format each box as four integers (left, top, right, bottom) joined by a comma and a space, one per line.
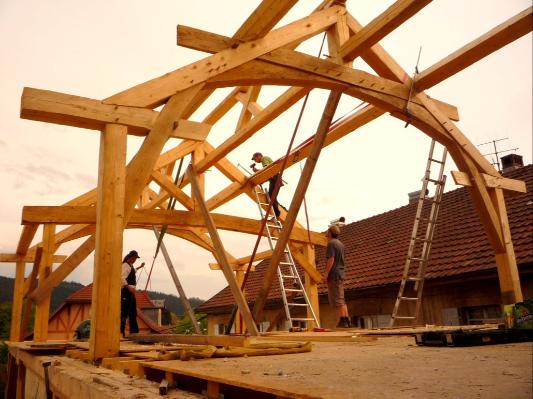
0, 1, 531, 300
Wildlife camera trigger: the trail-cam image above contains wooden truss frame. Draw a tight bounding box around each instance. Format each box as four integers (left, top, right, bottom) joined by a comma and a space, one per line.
3, 0, 531, 360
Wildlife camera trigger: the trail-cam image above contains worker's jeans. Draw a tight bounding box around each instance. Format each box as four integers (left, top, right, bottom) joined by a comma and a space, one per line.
120, 288, 140, 335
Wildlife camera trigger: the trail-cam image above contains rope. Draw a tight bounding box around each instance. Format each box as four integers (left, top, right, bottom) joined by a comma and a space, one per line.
144, 157, 186, 291
225, 32, 328, 334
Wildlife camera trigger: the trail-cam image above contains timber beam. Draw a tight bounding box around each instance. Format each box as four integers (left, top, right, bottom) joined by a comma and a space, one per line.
416, 7, 533, 90
0, 254, 67, 263
451, 171, 527, 194
21, 206, 327, 246
21, 88, 211, 141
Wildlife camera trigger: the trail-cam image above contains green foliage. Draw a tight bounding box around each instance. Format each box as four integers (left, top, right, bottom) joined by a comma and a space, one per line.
144, 290, 205, 317
0, 302, 11, 340
174, 313, 207, 335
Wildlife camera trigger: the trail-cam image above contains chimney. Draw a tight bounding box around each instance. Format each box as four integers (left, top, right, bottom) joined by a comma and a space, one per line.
501, 153, 523, 173
408, 189, 429, 204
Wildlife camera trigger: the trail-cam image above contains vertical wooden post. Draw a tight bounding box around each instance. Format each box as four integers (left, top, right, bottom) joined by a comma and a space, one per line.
302, 244, 319, 329
235, 270, 244, 334
33, 224, 56, 342
89, 123, 127, 361
192, 144, 206, 210
9, 260, 26, 341
491, 188, 523, 304
188, 165, 259, 336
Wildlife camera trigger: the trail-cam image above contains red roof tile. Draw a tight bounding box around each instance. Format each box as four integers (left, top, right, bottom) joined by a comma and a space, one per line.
66, 284, 157, 309
199, 164, 533, 312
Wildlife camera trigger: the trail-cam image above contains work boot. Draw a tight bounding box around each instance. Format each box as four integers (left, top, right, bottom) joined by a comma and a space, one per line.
343, 317, 352, 328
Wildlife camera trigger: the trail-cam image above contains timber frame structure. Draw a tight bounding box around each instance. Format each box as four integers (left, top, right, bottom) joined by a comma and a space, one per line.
3, 0, 531, 361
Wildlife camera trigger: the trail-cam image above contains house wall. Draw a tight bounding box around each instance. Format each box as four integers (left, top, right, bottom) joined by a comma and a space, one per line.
47, 303, 158, 339
205, 272, 533, 331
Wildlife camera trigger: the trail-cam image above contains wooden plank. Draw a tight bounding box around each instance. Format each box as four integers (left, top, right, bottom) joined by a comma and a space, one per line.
129, 333, 250, 347
29, 235, 96, 303
188, 165, 258, 336
153, 228, 201, 334
195, 87, 310, 174
16, 225, 38, 256
33, 224, 56, 342
105, 6, 344, 107
416, 7, 533, 90
21, 87, 211, 140
89, 123, 127, 361
9, 260, 26, 341
20, 248, 42, 341
451, 170, 527, 193
339, 0, 432, 60
344, 13, 459, 121
209, 250, 272, 270
232, 0, 299, 41
175, 25, 459, 120
21, 207, 327, 246
151, 170, 194, 210
253, 90, 342, 321
0, 254, 66, 263
491, 188, 523, 304
123, 85, 205, 223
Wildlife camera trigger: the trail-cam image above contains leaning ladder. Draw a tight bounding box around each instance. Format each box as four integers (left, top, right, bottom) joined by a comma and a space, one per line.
253, 185, 320, 330
390, 139, 447, 326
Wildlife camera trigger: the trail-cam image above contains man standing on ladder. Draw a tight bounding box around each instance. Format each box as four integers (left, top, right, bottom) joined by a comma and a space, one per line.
251, 152, 281, 218
325, 225, 350, 328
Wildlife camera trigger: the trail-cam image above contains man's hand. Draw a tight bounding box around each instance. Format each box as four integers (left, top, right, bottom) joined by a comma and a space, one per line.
136, 262, 145, 270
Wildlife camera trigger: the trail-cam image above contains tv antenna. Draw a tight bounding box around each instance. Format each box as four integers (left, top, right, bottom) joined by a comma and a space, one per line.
477, 137, 518, 172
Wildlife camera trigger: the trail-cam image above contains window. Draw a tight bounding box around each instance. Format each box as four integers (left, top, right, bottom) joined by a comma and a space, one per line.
462, 305, 502, 325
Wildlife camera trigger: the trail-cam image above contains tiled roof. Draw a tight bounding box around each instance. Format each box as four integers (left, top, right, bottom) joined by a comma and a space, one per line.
65, 284, 157, 309
199, 165, 533, 312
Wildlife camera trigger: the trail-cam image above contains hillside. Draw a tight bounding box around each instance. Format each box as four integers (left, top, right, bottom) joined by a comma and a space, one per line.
0, 276, 204, 316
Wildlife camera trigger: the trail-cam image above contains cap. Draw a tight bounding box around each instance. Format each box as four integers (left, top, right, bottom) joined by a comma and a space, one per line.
251, 152, 262, 161
127, 250, 140, 259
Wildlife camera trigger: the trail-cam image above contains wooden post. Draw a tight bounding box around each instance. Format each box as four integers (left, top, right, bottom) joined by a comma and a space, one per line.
152, 227, 201, 334
33, 224, 56, 342
188, 165, 259, 336
20, 248, 42, 341
89, 123, 127, 361
235, 270, 244, 334
253, 90, 342, 321
302, 244, 319, 329
9, 260, 26, 341
491, 188, 523, 304
192, 144, 206, 211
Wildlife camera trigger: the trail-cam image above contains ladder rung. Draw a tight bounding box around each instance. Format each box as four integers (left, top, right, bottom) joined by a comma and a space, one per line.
407, 277, 423, 281
290, 318, 314, 321
408, 257, 426, 262
285, 288, 303, 293
426, 178, 444, 185
288, 303, 308, 307
281, 274, 296, 279
416, 217, 437, 224
429, 158, 445, 164
393, 316, 416, 320
399, 296, 418, 301
411, 237, 431, 243
279, 261, 292, 265
267, 223, 281, 228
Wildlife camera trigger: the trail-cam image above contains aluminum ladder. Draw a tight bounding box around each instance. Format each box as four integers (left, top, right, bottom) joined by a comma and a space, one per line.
390, 139, 447, 327
253, 185, 320, 330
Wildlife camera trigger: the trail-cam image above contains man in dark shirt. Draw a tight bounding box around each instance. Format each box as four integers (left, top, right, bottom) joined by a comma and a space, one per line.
324, 225, 350, 328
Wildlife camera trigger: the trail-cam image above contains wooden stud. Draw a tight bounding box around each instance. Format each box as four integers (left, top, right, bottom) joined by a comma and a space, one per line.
105, 6, 344, 107
339, 0, 431, 60
417, 7, 533, 90
9, 260, 26, 341
253, 90, 342, 321
33, 224, 56, 342
188, 165, 258, 336
20, 248, 42, 341
89, 123, 127, 361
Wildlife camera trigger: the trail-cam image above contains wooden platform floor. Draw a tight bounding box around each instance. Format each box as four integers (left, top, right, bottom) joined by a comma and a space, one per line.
8, 331, 532, 399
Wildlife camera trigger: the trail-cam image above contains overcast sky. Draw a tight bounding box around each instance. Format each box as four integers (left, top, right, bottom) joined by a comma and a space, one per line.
0, 0, 531, 301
